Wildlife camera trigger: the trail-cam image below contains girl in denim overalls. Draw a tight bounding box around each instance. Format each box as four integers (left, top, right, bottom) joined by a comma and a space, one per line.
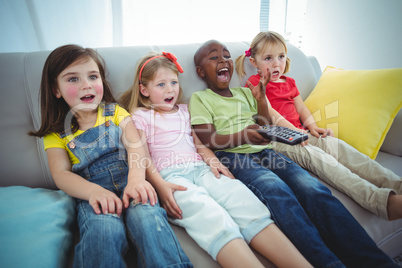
29, 45, 191, 268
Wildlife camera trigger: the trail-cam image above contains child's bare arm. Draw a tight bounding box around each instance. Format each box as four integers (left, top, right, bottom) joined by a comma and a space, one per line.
192, 129, 234, 179
266, 102, 309, 146
47, 148, 123, 215
246, 70, 271, 125
120, 116, 158, 207
193, 123, 270, 151
146, 167, 186, 219
135, 127, 187, 219
294, 96, 333, 137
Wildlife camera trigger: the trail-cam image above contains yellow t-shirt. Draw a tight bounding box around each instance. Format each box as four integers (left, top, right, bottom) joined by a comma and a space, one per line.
43, 104, 130, 165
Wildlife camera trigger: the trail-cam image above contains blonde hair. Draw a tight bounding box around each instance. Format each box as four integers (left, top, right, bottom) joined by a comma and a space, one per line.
119, 52, 183, 113
235, 31, 291, 79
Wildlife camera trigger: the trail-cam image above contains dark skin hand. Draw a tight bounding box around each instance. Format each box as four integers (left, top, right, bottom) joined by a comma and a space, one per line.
247, 68, 272, 126
193, 123, 271, 151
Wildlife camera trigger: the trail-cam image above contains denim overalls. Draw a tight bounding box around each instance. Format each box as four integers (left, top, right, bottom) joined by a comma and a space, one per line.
64, 103, 191, 268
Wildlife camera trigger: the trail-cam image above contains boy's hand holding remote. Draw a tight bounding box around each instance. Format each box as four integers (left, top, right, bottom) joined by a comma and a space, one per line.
242, 124, 271, 146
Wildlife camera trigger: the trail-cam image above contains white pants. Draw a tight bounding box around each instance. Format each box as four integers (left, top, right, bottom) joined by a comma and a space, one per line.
272, 134, 401, 219
159, 161, 273, 260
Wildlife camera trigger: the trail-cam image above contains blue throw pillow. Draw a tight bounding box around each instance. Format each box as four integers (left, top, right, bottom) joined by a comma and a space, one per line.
0, 186, 76, 267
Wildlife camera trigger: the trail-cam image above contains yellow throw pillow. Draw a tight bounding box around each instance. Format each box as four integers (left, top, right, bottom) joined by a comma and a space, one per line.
304, 66, 402, 159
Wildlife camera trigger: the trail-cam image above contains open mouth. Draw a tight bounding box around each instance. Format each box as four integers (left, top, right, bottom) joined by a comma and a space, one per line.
164, 97, 174, 103
272, 70, 280, 77
80, 94, 95, 102
217, 68, 230, 82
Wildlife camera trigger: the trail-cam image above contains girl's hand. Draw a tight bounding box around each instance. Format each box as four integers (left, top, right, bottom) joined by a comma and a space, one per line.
293, 128, 309, 146
246, 68, 271, 100
208, 158, 235, 179
88, 188, 123, 216
157, 181, 187, 219
243, 124, 271, 145
122, 179, 158, 208
309, 126, 334, 138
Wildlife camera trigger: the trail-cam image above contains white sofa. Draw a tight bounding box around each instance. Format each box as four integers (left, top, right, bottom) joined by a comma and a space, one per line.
0, 41, 401, 267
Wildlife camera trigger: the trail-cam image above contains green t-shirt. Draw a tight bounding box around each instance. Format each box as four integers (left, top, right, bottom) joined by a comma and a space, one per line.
189, 87, 272, 154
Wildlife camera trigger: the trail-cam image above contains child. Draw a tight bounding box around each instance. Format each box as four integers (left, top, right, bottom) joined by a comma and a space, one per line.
28, 45, 192, 268
190, 39, 398, 268
236, 31, 402, 221
119, 51, 312, 268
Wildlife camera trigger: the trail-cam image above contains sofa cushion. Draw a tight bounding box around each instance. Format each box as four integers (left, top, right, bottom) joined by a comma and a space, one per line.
317, 175, 402, 259
304, 66, 402, 159
0, 186, 76, 267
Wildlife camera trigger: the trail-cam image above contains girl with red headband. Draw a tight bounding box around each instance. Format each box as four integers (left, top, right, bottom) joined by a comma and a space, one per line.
119, 52, 311, 268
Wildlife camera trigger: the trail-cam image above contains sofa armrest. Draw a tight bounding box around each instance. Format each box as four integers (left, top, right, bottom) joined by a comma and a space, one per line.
380, 109, 402, 157
308, 56, 322, 80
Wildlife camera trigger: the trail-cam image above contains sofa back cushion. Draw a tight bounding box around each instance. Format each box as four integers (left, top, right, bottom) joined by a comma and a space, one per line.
0, 42, 319, 189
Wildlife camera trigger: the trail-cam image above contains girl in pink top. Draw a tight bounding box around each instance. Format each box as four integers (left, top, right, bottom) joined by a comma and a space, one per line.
119, 52, 312, 268
236, 31, 402, 221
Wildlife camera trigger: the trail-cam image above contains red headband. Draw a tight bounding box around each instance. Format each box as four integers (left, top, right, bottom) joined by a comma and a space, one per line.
139, 52, 184, 84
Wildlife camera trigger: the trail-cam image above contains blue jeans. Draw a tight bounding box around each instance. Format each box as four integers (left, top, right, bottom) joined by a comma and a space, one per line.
216, 149, 396, 268
69, 105, 192, 268
73, 154, 191, 268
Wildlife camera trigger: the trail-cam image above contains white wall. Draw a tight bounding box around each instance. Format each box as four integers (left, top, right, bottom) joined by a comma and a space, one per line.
302, 0, 402, 70
0, 0, 260, 53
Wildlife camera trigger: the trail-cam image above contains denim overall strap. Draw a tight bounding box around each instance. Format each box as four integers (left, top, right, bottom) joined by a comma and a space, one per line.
64, 103, 126, 175
102, 102, 116, 117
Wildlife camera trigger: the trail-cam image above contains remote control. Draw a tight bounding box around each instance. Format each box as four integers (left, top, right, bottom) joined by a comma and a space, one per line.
257, 125, 308, 145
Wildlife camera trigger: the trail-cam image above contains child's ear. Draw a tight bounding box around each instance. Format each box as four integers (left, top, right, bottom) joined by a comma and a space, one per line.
249, 57, 258, 69
196, 66, 205, 78
139, 84, 150, 97
52, 87, 61, 98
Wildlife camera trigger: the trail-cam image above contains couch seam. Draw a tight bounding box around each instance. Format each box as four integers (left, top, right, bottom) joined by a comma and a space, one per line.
375, 227, 402, 249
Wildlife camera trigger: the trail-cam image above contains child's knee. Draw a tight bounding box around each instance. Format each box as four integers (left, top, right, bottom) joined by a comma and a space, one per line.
126, 201, 167, 227
85, 213, 126, 241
